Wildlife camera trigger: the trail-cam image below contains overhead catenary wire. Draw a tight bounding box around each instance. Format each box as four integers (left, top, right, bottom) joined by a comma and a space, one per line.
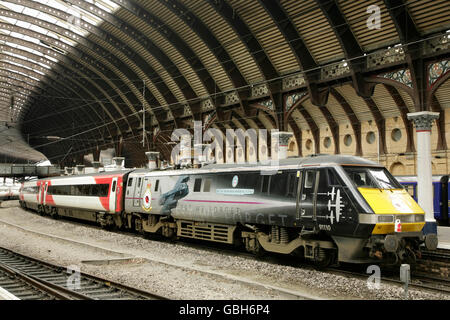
0, 0, 447, 162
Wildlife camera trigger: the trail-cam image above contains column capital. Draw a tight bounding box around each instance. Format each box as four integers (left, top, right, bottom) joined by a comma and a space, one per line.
271, 131, 293, 146
145, 151, 159, 169
145, 151, 160, 161
407, 111, 440, 131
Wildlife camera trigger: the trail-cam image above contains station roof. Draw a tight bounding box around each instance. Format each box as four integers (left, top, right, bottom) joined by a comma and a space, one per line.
0, 0, 449, 166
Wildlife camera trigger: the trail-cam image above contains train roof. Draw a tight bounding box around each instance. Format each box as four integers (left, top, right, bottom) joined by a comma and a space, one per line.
395, 175, 449, 182
24, 169, 133, 182
200, 155, 380, 170
128, 155, 381, 177
26, 156, 382, 181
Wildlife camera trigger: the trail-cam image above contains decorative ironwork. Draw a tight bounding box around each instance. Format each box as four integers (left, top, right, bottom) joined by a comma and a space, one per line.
285, 91, 307, 111
428, 60, 450, 86
201, 98, 214, 111
224, 91, 239, 105
367, 46, 406, 68
321, 61, 350, 79
251, 84, 269, 98
182, 104, 192, 117
282, 74, 306, 90
260, 99, 274, 111
380, 69, 412, 88
424, 33, 450, 55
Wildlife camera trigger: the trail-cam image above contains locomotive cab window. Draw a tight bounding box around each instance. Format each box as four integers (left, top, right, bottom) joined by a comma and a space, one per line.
304, 171, 315, 189
343, 167, 402, 189
286, 173, 298, 198
112, 181, 116, 192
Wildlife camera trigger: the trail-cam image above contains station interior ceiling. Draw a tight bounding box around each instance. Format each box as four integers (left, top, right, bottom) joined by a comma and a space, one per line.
0, 0, 449, 174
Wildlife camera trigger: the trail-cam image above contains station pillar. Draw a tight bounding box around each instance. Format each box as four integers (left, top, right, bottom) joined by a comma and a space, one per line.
271, 132, 293, 160
75, 165, 85, 175
258, 130, 268, 162
179, 134, 192, 167
407, 111, 440, 236
193, 144, 208, 167
145, 151, 159, 170
112, 157, 125, 169
92, 161, 101, 173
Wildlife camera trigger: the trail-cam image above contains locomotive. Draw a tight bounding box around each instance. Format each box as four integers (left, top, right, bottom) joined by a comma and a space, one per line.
19, 155, 437, 266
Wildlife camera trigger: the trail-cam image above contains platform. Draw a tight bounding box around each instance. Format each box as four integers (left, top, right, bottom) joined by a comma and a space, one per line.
0, 286, 19, 300
437, 226, 450, 250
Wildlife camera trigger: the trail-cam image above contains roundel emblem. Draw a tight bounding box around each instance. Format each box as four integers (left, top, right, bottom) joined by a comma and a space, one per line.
142, 184, 152, 212
232, 175, 238, 188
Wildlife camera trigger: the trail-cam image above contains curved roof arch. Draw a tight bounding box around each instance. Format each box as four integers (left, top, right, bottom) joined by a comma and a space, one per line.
0, 0, 448, 165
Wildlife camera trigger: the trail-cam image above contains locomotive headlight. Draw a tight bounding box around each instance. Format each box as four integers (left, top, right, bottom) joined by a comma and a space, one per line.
414, 214, 425, 222
377, 215, 394, 223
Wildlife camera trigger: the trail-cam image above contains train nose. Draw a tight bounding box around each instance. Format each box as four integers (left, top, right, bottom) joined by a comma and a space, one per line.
358, 188, 426, 234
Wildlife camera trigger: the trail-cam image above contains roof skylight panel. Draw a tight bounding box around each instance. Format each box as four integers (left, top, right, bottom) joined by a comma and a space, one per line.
0, 16, 17, 25
2, 68, 40, 81
0, 2, 24, 13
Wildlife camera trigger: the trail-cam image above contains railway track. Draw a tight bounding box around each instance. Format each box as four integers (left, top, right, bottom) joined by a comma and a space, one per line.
0, 247, 167, 300
2, 204, 449, 298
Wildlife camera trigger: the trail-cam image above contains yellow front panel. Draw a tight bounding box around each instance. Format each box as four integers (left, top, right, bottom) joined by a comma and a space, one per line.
359, 188, 425, 234
358, 188, 424, 214
371, 222, 425, 234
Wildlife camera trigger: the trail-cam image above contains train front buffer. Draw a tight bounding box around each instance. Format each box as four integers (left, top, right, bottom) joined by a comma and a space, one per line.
357, 187, 437, 264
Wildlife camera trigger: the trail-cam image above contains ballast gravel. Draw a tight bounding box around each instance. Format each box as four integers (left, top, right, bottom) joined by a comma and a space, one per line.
0, 201, 448, 300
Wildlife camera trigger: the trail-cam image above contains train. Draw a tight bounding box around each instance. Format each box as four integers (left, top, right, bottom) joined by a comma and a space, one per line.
18, 155, 437, 267
0, 185, 20, 201
396, 175, 449, 226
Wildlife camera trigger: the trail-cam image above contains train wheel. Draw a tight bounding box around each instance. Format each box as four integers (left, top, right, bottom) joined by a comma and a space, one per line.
313, 248, 334, 269
50, 207, 58, 219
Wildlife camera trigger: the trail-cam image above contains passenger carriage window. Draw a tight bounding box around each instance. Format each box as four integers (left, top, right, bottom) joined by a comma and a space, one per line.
270, 173, 287, 196
287, 173, 298, 198
194, 178, 202, 192
203, 179, 211, 192
261, 175, 271, 193
155, 180, 159, 192
138, 178, 142, 187
112, 181, 116, 192
127, 178, 133, 187
241, 174, 258, 190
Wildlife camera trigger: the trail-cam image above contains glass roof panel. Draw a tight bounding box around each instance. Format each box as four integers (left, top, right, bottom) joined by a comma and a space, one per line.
0, 0, 121, 121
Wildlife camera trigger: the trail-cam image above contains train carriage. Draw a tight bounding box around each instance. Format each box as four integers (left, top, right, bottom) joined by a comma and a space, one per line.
396, 175, 450, 226
19, 181, 40, 210
0, 185, 10, 201
20, 155, 436, 266
20, 171, 131, 227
